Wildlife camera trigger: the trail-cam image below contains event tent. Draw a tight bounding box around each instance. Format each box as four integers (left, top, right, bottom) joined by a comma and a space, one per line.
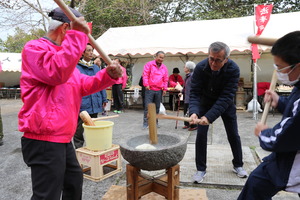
96, 11, 300, 85
0, 53, 21, 87
1, 11, 300, 87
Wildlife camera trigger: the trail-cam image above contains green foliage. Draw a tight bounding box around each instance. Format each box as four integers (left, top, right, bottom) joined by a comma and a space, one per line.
193, 0, 300, 20
2, 0, 300, 52
151, 0, 197, 23
1, 27, 45, 53
79, 0, 156, 39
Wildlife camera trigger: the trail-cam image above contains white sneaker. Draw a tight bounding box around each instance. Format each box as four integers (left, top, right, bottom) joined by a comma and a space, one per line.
193, 171, 206, 183
142, 125, 148, 130
233, 167, 248, 178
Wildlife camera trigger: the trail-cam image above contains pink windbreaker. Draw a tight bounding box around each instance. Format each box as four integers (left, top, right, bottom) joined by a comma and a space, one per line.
142, 60, 169, 91
19, 30, 118, 143
114, 65, 128, 89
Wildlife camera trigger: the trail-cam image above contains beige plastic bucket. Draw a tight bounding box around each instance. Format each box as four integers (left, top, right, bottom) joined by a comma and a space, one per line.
83, 121, 114, 151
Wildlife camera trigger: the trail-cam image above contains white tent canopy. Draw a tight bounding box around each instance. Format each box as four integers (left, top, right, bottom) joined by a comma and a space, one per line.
96, 11, 300, 58
1, 12, 300, 87
0, 53, 21, 87
0, 53, 22, 72
96, 11, 300, 87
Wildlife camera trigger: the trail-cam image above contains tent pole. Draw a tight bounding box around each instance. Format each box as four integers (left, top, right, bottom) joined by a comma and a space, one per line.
252, 62, 258, 120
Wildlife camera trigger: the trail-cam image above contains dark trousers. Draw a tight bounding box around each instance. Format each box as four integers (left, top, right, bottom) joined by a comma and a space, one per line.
169, 94, 174, 110
237, 162, 284, 200
21, 137, 83, 200
195, 103, 243, 171
73, 113, 98, 149
143, 89, 162, 126
112, 84, 124, 111
183, 103, 197, 128
0, 107, 3, 140
169, 93, 179, 110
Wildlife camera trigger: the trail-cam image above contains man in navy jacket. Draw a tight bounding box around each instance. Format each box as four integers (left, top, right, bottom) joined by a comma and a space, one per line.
189, 41, 247, 183
238, 31, 300, 199
73, 43, 107, 148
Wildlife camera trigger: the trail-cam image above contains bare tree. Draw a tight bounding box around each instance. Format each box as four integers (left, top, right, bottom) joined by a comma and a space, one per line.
0, 0, 55, 39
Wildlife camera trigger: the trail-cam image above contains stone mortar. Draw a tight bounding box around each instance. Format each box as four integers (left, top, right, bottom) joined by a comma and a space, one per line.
119, 134, 187, 171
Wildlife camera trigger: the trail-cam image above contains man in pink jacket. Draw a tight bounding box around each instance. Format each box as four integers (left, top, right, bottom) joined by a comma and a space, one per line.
112, 58, 128, 113
18, 7, 122, 200
142, 51, 169, 129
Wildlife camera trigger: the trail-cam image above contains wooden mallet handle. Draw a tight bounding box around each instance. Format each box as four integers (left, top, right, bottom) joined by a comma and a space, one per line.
92, 115, 119, 121
53, 0, 112, 64
79, 111, 96, 126
247, 36, 277, 46
148, 103, 158, 144
156, 114, 192, 122
260, 70, 277, 124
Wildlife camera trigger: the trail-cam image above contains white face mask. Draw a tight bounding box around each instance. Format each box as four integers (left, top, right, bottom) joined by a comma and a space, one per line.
277, 70, 299, 85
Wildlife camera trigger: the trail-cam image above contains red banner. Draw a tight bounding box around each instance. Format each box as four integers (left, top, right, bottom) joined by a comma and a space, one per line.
87, 22, 93, 34
252, 4, 273, 61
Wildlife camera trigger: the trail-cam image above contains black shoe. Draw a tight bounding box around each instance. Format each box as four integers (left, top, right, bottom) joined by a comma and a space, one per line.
0, 139, 3, 146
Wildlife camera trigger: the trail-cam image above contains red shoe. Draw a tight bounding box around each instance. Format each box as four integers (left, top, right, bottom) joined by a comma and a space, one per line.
182, 126, 189, 129
188, 127, 197, 131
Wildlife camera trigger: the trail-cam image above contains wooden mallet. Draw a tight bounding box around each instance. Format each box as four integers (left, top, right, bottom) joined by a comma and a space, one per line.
148, 103, 201, 144
53, 0, 112, 64
79, 111, 119, 126
247, 36, 277, 46
148, 103, 158, 144
247, 35, 278, 124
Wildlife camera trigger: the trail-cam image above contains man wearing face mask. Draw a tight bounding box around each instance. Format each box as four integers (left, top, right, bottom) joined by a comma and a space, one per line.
238, 31, 300, 199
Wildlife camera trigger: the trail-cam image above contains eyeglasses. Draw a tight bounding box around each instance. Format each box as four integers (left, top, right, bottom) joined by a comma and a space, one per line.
273, 64, 296, 72
209, 57, 226, 64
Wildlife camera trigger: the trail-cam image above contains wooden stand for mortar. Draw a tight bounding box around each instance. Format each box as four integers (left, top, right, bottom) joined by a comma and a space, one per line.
126, 164, 180, 200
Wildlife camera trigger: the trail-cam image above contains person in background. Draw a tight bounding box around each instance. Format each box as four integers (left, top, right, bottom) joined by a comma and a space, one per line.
112, 58, 128, 114
189, 41, 248, 184
257, 81, 271, 109
139, 76, 146, 109
142, 51, 169, 129
0, 64, 3, 146
168, 67, 184, 110
0, 107, 3, 146
94, 56, 108, 115
73, 43, 108, 149
19, 7, 122, 200
179, 61, 197, 131
94, 56, 105, 70
238, 31, 300, 200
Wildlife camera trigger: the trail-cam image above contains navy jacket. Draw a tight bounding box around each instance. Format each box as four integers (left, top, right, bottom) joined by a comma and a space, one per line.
76, 62, 107, 114
259, 81, 300, 193
182, 72, 193, 104
189, 58, 239, 123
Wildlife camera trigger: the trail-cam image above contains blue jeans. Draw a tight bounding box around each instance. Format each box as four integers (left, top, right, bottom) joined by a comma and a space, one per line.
195, 103, 243, 171
143, 89, 162, 127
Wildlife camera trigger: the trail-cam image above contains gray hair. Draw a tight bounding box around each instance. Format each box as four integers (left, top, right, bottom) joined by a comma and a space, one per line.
208, 42, 231, 58
155, 51, 165, 57
185, 61, 196, 72
48, 19, 64, 31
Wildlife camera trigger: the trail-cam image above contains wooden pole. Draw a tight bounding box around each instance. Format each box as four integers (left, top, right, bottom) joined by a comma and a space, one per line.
260, 70, 277, 124
148, 103, 158, 144
53, 0, 112, 64
247, 36, 277, 46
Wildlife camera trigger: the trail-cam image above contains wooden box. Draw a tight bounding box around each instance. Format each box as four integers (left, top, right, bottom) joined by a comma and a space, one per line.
76, 144, 122, 182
